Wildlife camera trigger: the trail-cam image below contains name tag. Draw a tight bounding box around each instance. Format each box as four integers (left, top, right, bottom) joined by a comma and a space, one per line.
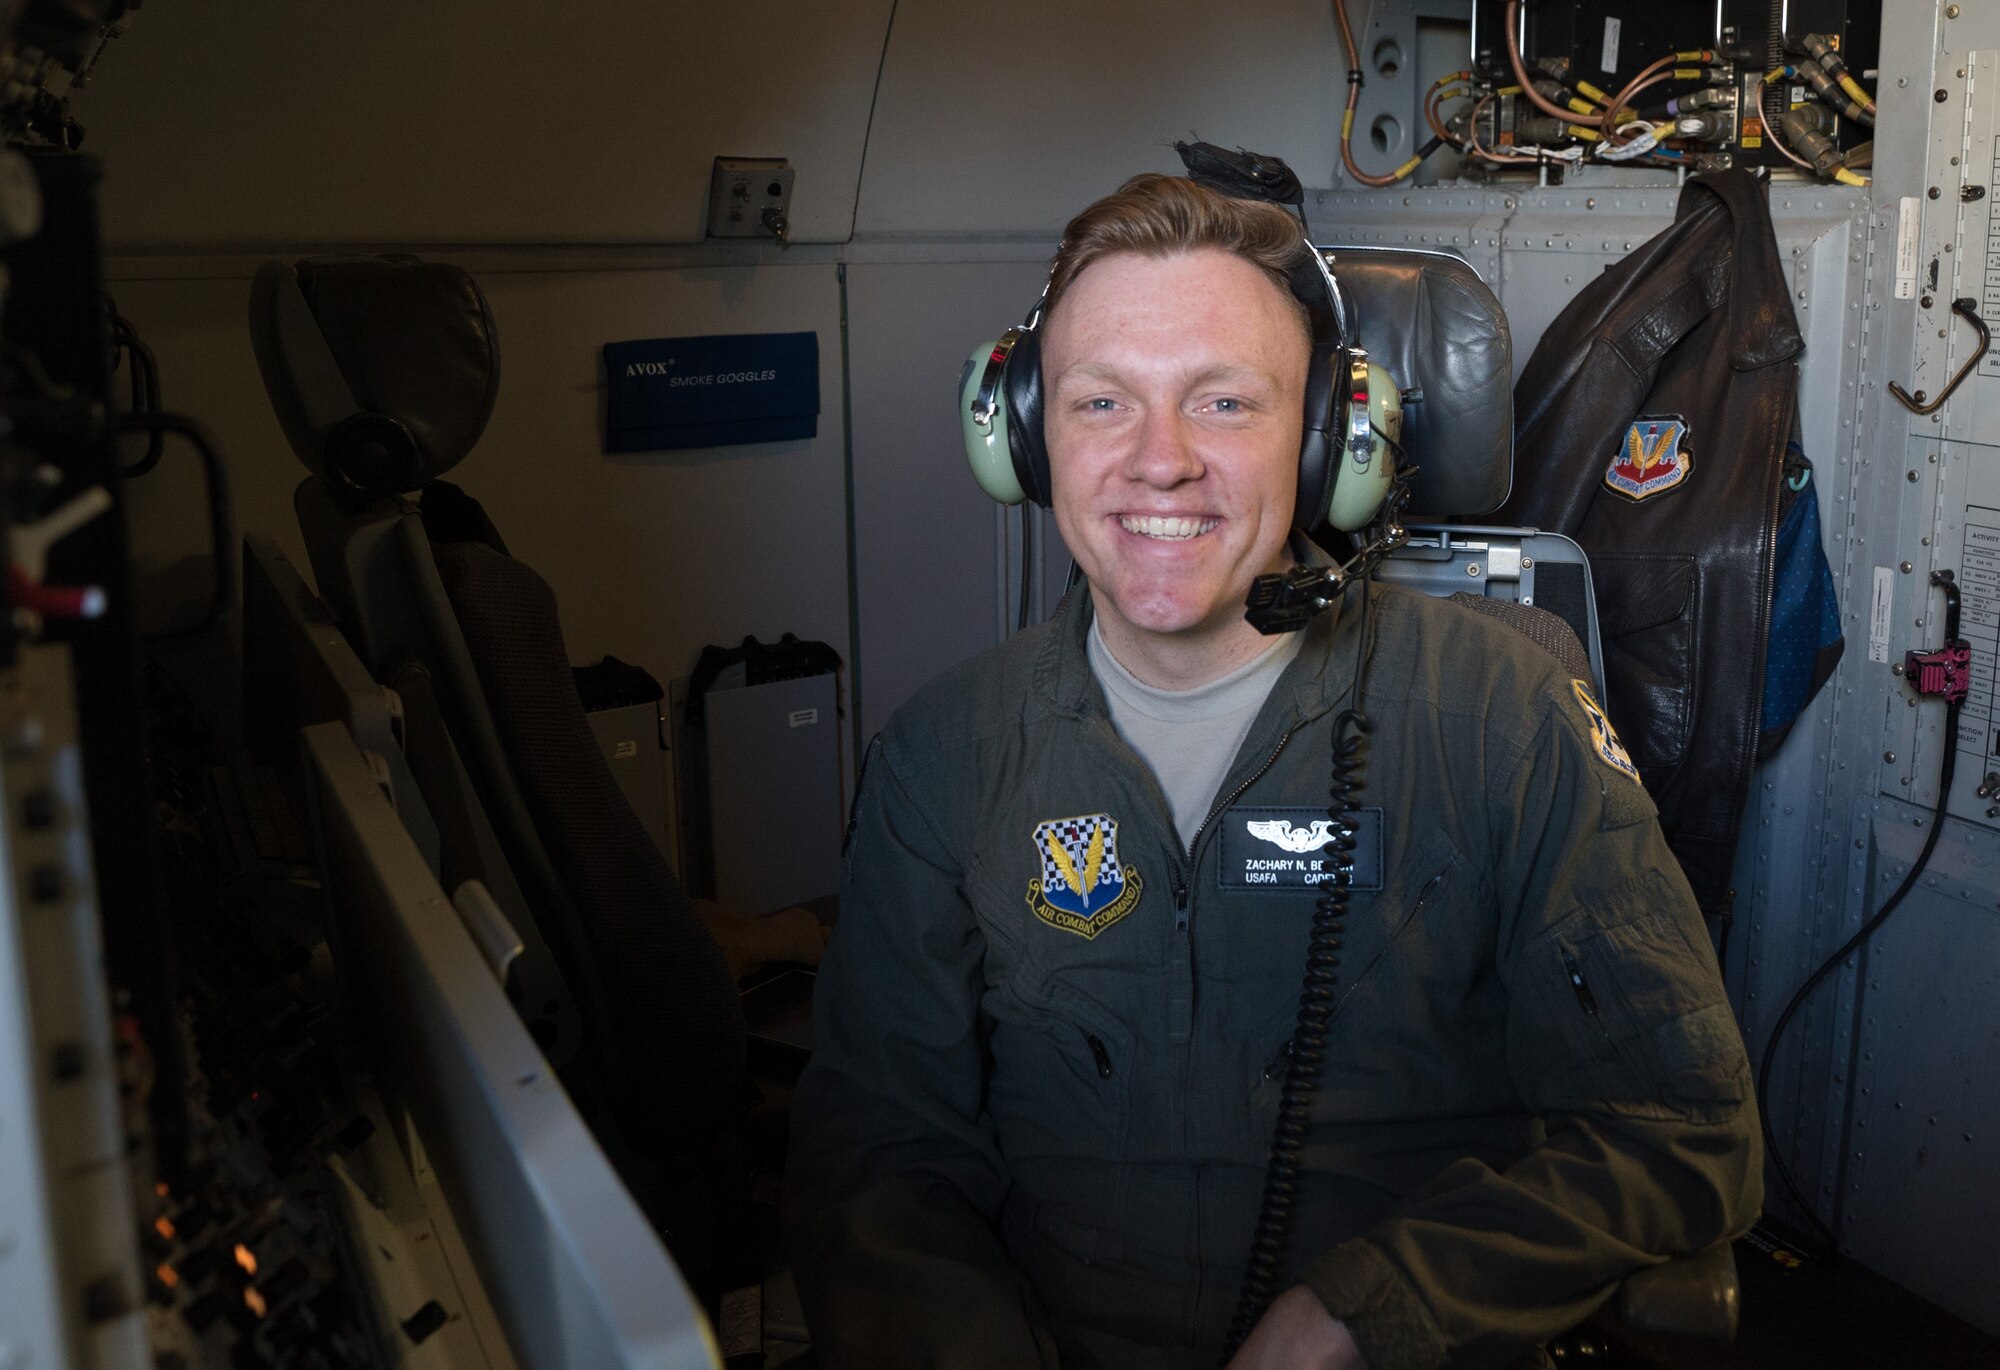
1218, 806, 1383, 892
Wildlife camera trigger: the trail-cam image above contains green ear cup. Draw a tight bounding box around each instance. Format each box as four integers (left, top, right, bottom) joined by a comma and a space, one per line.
1326, 360, 1403, 532
960, 341, 1028, 506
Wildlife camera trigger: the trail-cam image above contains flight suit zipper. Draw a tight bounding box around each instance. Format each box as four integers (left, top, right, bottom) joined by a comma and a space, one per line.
1185, 731, 1296, 870
1167, 730, 1297, 1050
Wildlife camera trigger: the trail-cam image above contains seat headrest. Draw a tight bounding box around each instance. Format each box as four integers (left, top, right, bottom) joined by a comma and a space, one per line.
249, 255, 501, 496
1326, 247, 1512, 518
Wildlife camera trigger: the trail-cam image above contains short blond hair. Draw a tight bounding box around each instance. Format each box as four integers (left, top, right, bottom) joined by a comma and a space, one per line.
1044, 174, 1313, 338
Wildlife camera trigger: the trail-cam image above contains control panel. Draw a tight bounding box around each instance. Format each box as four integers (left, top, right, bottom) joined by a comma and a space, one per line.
0, 644, 149, 1369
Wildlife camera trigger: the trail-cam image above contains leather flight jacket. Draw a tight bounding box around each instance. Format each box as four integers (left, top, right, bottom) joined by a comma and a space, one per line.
1500, 169, 1803, 919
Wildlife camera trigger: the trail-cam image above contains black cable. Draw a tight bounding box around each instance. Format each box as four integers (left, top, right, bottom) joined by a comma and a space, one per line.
106, 304, 167, 478
1224, 580, 1373, 1358
117, 412, 235, 640
1755, 571, 1965, 1245
118, 326, 165, 478
1017, 503, 1034, 632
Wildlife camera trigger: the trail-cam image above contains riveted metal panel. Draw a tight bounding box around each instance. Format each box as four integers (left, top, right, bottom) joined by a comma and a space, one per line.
1314, 26, 2000, 1324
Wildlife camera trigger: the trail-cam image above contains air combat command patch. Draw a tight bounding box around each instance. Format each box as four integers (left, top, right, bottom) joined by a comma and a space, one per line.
1571, 679, 1640, 781
1604, 414, 1693, 502
1026, 812, 1143, 940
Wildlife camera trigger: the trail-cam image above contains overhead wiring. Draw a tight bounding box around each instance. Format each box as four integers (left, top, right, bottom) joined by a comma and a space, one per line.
1424, 70, 1475, 147
1502, 0, 1602, 130
1755, 69, 1818, 173
1457, 5, 1866, 181
1332, 0, 1434, 186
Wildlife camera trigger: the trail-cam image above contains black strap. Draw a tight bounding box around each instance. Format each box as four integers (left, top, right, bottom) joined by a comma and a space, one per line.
1173, 141, 1304, 207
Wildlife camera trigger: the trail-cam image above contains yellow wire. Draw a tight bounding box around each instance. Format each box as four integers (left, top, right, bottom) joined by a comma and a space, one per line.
1837, 70, 1876, 114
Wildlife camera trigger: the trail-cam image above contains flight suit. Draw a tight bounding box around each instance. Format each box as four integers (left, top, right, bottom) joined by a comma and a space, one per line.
786, 582, 1760, 1370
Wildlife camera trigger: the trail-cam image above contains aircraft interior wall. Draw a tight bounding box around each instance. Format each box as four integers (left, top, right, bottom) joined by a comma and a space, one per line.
42, 0, 2000, 1347
109, 261, 856, 786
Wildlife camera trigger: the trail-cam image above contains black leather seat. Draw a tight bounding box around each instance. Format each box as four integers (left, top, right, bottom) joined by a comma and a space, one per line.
246, 256, 747, 1259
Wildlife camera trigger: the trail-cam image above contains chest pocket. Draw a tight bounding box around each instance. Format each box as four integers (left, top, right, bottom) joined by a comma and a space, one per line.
1244, 829, 1467, 1101
963, 852, 1136, 1154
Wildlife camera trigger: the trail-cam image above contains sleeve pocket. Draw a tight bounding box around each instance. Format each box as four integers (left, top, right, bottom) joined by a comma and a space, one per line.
1524, 871, 1750, 1123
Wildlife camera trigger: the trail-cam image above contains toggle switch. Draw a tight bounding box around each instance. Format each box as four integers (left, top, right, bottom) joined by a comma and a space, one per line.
708, 157, 794, 243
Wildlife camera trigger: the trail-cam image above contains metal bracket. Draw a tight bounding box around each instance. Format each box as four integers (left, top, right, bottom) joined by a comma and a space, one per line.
1889, 298, 1991, 415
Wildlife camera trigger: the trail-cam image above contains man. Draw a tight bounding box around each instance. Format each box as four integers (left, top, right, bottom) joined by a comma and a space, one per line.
786, 174, 1759, 1369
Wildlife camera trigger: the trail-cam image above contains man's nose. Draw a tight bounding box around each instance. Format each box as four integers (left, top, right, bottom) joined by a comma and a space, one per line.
1125, 406, 1204, 487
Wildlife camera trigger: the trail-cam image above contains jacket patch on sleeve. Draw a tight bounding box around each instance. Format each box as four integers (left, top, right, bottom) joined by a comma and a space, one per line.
1604, 414, 1693, 502
1025, 812, 1143, 940
1571, 679, 1641, 782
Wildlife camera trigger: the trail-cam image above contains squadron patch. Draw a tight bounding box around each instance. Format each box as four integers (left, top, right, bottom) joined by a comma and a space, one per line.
1571, 679, 1640, 781
1604, 414, 1693, 502
1025, 812, 1143, 940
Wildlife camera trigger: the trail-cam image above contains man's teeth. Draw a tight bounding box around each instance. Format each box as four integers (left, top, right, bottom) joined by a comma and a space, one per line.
1120, 515, 1219, 541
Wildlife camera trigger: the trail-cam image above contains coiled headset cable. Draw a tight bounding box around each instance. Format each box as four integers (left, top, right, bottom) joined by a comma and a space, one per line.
1224, 581, 1374, 1358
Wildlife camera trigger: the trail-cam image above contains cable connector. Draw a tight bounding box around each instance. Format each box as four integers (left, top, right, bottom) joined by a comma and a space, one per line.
1903, 569, 1971, 704
1904, 643, 1971, 703
1246, 565, 1349, 634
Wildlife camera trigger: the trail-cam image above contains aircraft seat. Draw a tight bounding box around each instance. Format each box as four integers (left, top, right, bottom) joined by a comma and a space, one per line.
246, 256, 747, 1241
1322, 245, 1739, 1349
1324, 245, 1608, 698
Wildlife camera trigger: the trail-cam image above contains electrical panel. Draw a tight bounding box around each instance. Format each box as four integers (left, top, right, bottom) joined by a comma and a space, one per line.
1461, 0, 1880, 178
1733, 0, 1883, 171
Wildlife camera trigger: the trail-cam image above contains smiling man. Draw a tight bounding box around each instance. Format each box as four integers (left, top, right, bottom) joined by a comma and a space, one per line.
786, 175, 1760, 1370
1043, 245, 1307, 691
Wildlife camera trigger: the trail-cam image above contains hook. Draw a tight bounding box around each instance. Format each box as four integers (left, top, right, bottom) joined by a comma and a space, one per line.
1889, 298, 1990, 415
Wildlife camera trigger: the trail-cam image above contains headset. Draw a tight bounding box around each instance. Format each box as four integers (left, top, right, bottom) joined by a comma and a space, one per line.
955, 210, 1405, 542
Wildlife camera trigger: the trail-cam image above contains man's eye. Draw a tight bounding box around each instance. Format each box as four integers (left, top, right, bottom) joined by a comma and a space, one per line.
1086, 397, 1119, 412
1209, 397, 1244, 413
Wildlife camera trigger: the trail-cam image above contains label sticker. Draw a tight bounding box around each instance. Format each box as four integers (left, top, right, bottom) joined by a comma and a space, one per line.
789, 708, 819, 727
1601, 17, 1622, 74
1869, 565, 1895, 664
1218, 807, 1383, 892
1894, 196, 1921, 300
613, 740, 637, 759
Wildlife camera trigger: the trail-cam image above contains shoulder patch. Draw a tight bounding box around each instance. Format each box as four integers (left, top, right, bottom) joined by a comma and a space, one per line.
1025, 812, 1143, 940
1570, 679, 1640, 782
1604, 414, 1693, 503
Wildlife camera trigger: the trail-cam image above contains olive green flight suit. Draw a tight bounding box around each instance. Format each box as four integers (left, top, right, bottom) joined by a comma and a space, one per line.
786, 583, 1760, 1370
